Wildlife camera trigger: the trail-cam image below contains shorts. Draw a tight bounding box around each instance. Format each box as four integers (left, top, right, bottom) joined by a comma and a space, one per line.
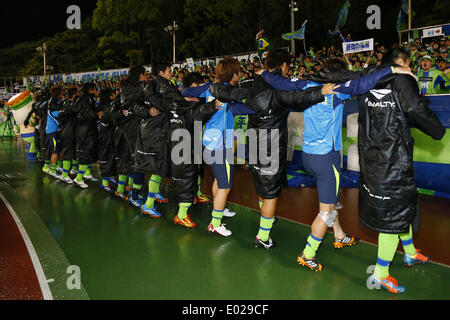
47, 132, 60, 155
303, 150, 341, 205
210, 149, 234, 190
249, 166, 286, 200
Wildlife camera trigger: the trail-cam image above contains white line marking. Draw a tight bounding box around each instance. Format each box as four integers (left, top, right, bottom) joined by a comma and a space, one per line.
0, 192, 54, 300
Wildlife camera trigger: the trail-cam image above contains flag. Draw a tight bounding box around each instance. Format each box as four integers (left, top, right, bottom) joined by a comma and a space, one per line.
396, 10, 407, 32
282, 20, 308, 40
257, 37, 272, 51
282, 32, 293, 40
329, 1, 351, 36
397, 0, 415, 32
257, 37, 273, 57
336, 1, 350, 31
401, 0, 409, 14
256, 29, 264, 40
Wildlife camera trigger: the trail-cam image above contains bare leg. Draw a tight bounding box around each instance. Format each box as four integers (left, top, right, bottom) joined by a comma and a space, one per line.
333, 214, 347, 240
214, 188, 231, 212
261, 198, 278, 219
311, 203, 335, 240
256, 198, 278, 243
50, 153, 58, 168
212, 179, 219, 198
210, 179, 231, 231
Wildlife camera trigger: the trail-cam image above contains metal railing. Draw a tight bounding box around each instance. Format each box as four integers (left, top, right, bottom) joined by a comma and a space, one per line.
172, 47, 290, 69
399, 22, 449, 43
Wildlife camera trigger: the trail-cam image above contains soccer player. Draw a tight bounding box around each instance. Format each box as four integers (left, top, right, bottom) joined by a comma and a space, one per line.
146, 63, 220, 227
58, 86, 79, 184
210, 55, 337, 249
359, 49, 445, 293
74, 83, 99, 189
46, 86, 63, 178
258, 50, 413, 270
97, 87, 119, 193
181, 69, 253, 236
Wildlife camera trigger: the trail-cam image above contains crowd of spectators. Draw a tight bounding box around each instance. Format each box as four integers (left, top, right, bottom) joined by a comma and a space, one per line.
169, 35, 449, 94
2, 34, 449, 105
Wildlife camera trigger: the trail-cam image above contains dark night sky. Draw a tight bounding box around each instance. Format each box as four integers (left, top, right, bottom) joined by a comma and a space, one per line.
1, 0, 446, 51
1, 0, 97, 49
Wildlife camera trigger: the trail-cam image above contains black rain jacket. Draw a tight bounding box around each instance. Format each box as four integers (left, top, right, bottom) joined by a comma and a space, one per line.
209, 75, 325, 198
307, 66, 445, 234
76, 94, 99, 165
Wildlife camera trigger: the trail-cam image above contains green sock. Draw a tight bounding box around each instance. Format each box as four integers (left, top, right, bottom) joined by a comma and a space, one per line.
400, 225, 417, 256
304, 233, 323, 259
63, 161, 71, 178
44, 161, 50, 170
50, 163, 57, 174
76, 165, 88, 182
117, 175, 128, 194
197, 176, 204, 197
72, 160, 79, 172
57, 160, 63, 170
259, 200, 264, 210
257, 215, 275, 242
150, 175, 162, 193
374, 233, 400, 280
145, 175, 163, 208
102, 179, 110, 187
211, 209, 224, 229
145, 193, 156, 209
177, 203, 192, 220
128, 176, 134, 188
86, 165, 92, 177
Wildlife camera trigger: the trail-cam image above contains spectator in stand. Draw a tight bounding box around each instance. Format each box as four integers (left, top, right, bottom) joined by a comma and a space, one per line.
339, 31, 352, 43
441, 48, 449, 63
437, 57, 450, 75
416, 55, 450, 95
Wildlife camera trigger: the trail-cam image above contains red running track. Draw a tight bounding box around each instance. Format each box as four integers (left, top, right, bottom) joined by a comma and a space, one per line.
0, 198, 43, 300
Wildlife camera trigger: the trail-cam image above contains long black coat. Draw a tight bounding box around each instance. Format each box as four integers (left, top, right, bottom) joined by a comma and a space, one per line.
132, 77, 170, 177
36, 101, 51, 161
31, 101, 43, 155
76, 94, 99, 165
142, 75, 218, 203
58, 98, 78, 161
112, 84, 146, 175
98, 97, 121, 178
307, 67, 446, 234
358, 74, 445, 234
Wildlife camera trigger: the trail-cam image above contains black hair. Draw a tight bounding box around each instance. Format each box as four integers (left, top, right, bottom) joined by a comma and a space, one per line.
82, 82, 96, 95
66, 87, 78, 99
99, 87, 114, 105
265, 49, 292, 69
152, 63, 172, 77
322, 59, 347, 72
128, 65, 146, 85
381, 48, 410, 65
119, 79, 128, 88
50, 86, 62, 99
183, 72, 204, 88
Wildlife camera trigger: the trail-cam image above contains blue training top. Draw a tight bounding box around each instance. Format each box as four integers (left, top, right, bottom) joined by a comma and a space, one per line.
46, 99, 62, 135
261, 67, 394, 155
